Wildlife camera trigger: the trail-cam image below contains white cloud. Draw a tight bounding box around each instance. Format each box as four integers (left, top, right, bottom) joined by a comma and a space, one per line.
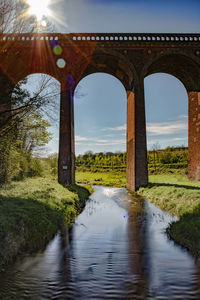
75, 135, 89, 142
101, 124, 126, 131
146, 121, 187, 136
75, 135, 125, 146
100, 119, 187, 136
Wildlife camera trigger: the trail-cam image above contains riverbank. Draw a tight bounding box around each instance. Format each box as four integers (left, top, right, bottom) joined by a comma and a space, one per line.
0, 177, 93, 269
138, 174, 200, 257
76, 171, 200, 256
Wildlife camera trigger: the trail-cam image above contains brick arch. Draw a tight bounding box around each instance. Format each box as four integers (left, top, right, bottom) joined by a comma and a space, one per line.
72, 50, 138, 91
143, 52, 200, 91
1, 32, 200, 190
144, 53, 200, 180
15, 71, 62, 86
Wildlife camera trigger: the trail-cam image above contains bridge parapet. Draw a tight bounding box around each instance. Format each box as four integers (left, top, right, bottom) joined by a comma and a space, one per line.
0, 32, 200, 43
71, 33, 200, 43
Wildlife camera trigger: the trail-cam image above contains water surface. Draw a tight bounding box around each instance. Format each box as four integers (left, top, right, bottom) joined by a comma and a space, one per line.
0, 186, 200, 299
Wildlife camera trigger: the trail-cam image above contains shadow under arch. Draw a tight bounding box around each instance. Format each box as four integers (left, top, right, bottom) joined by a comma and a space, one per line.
143, 52, 200, 91
72, 49, 138, 91
143, 54, 200, 180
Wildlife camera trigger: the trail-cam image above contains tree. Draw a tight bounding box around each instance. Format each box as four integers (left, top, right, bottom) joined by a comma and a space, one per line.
16, 110, 52, 155
0, 108, 52, 184
0, 0, 36, 34
152, 142, 161, 170
0, 0, 58, 134
0, 1, 59, 183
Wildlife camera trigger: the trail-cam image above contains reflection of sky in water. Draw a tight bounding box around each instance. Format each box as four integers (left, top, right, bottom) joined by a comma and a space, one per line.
145, 200, 199, 298
0, 187, 200, 299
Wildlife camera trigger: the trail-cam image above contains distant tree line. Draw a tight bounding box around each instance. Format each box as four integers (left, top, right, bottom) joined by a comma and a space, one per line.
75, 146, 188, 174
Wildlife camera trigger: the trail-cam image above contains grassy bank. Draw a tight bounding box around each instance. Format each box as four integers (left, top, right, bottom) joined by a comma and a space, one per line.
76, 171, 126, 187
0, 177, 92, 268
76, 171, 200, 256
138, 174, 200, 256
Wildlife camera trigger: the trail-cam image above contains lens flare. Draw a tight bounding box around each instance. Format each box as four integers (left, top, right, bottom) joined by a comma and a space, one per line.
27, 0, 50, 20
56, 58, 66, 69
53, 45, 63, 55
41, 20, 47, 27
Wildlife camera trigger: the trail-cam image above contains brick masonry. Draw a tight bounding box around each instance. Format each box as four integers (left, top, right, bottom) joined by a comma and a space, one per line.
0, 33, 199, 190
188, 92, 200, 180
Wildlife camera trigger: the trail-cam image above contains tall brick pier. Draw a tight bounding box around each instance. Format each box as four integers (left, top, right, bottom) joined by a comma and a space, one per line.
0, 33, 200, 191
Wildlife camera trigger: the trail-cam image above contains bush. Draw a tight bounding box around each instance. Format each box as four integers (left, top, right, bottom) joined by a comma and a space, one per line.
28, 158, 44, 177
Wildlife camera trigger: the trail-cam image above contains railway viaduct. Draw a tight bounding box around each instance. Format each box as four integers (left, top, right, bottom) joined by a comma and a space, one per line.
0, 32, 200, 191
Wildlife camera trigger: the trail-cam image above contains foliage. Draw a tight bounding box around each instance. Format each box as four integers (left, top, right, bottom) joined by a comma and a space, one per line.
0, 109, 52, 184
75, 147, 188, 175
0, 0, 35, 34
45, 154, 58, 176
0, 0, 58, 136
76, 151, 126, 172
16, 110, 52, 155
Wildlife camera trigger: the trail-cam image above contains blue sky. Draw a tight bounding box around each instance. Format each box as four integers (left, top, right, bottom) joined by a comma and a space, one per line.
26, 0, 200, 155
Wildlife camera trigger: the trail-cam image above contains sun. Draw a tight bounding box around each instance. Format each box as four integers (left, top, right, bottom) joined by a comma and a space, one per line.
27, 0, 50, 20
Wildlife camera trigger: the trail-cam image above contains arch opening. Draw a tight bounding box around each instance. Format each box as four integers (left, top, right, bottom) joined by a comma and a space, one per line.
74, 72, 127, 180
144, 73, 188, 177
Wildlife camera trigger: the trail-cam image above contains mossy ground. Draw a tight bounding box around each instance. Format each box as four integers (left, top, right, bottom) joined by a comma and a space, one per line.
0, 177, 92, 268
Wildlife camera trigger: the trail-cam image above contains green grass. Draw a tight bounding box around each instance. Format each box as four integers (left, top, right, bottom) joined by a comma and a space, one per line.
0, 177, 92, 268
76, 171, 126, 187
138, 174, 200, 256
139, 174, 200, 215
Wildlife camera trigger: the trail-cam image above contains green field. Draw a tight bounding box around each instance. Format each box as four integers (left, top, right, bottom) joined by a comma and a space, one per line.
0, 177, 92, 269
76, 171, 126, 187
76, 171, 200, 256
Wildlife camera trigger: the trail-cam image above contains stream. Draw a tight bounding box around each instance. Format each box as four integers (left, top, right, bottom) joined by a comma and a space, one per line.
0, 186, 200, 299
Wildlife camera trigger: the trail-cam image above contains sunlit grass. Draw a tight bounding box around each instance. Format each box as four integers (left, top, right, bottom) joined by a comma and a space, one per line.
76, 171, 126, 188
139, 174, 200, 216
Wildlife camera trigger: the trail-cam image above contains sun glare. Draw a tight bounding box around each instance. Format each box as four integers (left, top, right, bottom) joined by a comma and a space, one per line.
27, 0, 50, 20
